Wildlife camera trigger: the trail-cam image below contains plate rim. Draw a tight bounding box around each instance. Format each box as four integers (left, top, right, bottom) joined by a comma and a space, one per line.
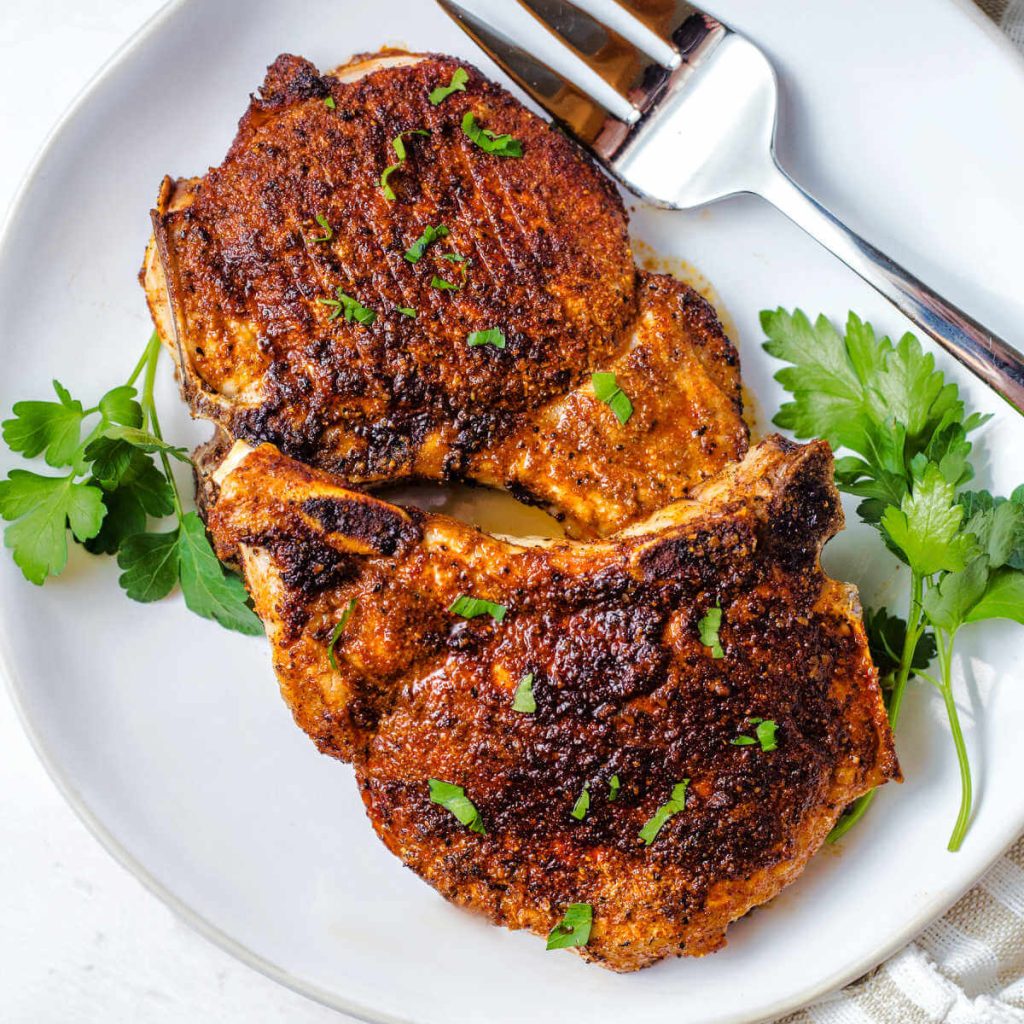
1, 1, 1022, 1022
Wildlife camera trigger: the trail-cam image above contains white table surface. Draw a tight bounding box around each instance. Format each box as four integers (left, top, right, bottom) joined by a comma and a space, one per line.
0, 2, 351, 1020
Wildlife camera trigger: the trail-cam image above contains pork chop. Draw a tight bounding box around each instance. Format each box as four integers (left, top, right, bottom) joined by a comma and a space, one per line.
143, 52, 747, 534
207, 436, 899, 970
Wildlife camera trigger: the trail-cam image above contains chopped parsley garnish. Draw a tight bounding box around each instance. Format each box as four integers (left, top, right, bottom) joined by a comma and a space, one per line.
326, 598, 357, 670
404, 224, 449, 263
639, 780, 689, 846
317, 288, 376, 325
461, 112, 523, 157
512, 672, 536, 713
441, 253, 467, 263
467, 328, 506, 350
730, 717, 778, 752
757, 720, 778, 751
309, 213, 333, 243
429, 67, 469, 105
396, 306, 417, 318
431, 275, 461, 291
428, 778, 486, 835
449, 594, 507, 622
591, 372, 633, 425
323, 96, 336, 110
570, 782, 590, 820
698, 604, 724, 658
379, 129, 430, 201
546, 903, 592, 950
608, 774, 621, 801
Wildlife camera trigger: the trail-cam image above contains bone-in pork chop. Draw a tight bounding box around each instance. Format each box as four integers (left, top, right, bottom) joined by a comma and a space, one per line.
207, 436, 899, 970
143, 52, 747, 534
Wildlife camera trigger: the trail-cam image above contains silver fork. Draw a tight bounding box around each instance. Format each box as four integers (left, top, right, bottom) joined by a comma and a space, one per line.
437, 0, 1024, 413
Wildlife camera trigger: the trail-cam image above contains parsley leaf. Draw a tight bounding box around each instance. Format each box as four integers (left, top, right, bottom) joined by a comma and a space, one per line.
97, 385, 144, 429
638, 780, 689, 846
965, 568, 1024, 625
591, 372, 633, 425
117, 530, 180, 602
430, 275, 460, 291
959, 489, 1024, 569
327, 598, 358, 669
546, 903, 592, 951
96, 425, 191, 463
0, 471, 105, 584
881, 462, 974, 576
2, 380, 86, 468
921, 555, 991, 631
176, 512, 262, 635
762, 310, 983, 530
404, 224, 449, 263
318, 289, 377, 325
608, 774, 621, 801
429, 67, 469, 105
762, 310, 967, 457
512, 672, 536, 713
570, 782, 590, 821
429, 778, 486, 834
863, 606, 936, 681
449, 594, 506, 622
309, 213, 333, 243
467, 328, 506, 350
461, 112, 523, 157
396, 307, 417, 318
380, 129, 430, 200
697, 603, 724, 658
755, 719, 778, 752
86, 454, 174, 555
324, 96, 336, 110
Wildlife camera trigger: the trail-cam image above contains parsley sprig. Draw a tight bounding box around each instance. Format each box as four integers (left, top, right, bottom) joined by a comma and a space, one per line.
0, 332, 261, 635
763, 309, 1024, 850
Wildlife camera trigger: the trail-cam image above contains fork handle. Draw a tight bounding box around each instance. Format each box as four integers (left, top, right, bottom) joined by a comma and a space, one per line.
760, 162, 1024, 414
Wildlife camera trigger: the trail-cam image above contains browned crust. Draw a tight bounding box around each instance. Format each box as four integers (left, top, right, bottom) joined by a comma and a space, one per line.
150, 53, 634, 425
208, 437, 899, 971
144, 52, 748, 534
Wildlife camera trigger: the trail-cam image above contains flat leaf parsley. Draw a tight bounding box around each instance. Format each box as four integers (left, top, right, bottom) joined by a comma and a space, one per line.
763, 308, 1024, 850
0, 331, 261, 635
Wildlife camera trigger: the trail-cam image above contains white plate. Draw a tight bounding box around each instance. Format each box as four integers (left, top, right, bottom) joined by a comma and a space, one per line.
2, 1, 1023, 1022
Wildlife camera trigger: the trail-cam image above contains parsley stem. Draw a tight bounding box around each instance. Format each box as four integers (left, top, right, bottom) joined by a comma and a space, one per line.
140, 333, 183, 520
828, 571, 925, 844
886, 572, 925, 731
936, 628, 972, 852
127, 333, 159, 388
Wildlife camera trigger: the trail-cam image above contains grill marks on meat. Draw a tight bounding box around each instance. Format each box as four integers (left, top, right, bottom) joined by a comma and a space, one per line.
207, 437, 899, 970
143, 52, 748, 534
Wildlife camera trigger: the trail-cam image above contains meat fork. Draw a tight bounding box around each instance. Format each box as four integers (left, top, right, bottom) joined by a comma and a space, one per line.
436, 0, 1024, 413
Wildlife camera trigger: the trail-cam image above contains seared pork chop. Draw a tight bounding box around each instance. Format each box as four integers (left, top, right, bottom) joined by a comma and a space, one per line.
143, 52, 747, 534
208, 436, 898, 970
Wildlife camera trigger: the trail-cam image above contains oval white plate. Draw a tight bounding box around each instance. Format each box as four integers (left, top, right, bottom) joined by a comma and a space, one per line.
2, 1, 1023, 1022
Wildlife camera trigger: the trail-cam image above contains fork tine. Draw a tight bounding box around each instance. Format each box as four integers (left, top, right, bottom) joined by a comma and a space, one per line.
435, 0, 626, 145
514, 0, 671, 114
607, 0, 720, 55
